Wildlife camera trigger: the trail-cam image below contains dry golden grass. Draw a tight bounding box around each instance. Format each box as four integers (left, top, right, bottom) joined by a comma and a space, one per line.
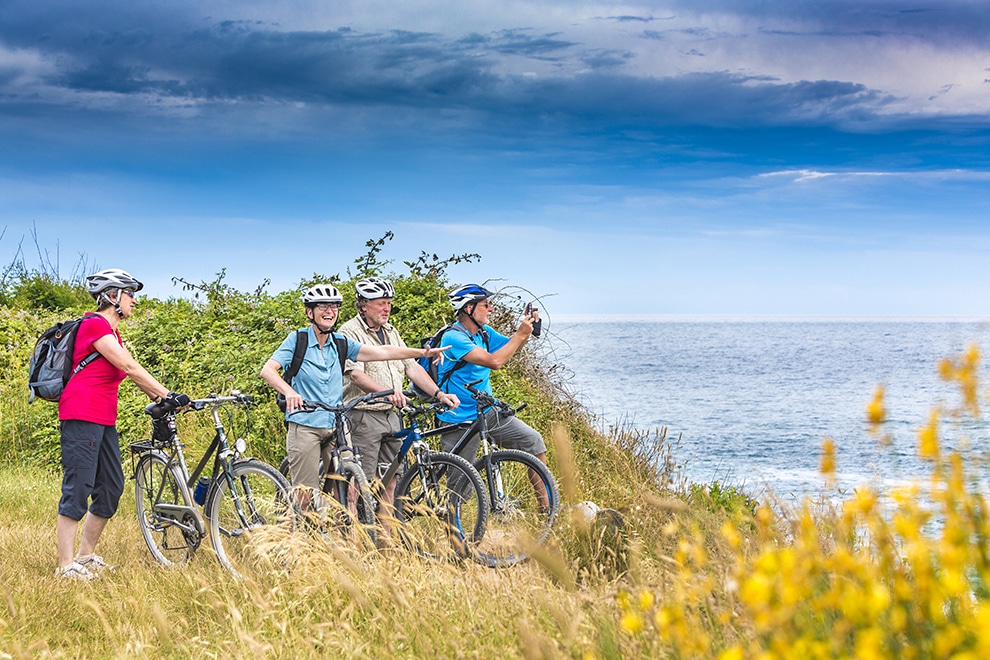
8, 341, 987, 659
0, 418, 692, 660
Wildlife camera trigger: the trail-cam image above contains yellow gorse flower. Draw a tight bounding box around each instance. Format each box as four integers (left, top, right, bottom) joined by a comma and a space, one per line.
918, 411, 940, 460
609, 349, 990, 659
820, 438, 836, 480
866, 385, 886, 425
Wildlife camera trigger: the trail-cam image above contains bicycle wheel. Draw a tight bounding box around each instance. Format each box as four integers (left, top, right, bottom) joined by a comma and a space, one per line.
473, 449, 560, 568
394, 452, 489, 561
134, 452, 200, 566
338, 459, 378, 527
205, 459, 292, 578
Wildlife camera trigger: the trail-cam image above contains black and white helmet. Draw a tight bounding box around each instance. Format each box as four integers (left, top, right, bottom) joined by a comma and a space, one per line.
355, 277, 395, 301
302, 284, 343, 305
448, 283, 494, 312
86, 269, 144, 298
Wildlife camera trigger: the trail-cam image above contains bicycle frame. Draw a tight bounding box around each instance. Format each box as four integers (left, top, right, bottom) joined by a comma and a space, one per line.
420, 379, 541, 513
379, 399, 451, 488
421, 408, 506, 499
131, 393, 253, 539
289, 389, 394, 512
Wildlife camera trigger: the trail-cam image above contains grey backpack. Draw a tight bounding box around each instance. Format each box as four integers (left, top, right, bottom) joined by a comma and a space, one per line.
27, 314, 102, 403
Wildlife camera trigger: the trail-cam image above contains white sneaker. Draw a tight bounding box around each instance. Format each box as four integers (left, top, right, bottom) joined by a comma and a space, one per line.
56, 561, 99, 581
76, 554, 117, 573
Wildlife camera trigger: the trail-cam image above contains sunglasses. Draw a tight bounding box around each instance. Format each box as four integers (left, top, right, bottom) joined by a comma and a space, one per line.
314, 302, 341, 311
122, 289, 137, 299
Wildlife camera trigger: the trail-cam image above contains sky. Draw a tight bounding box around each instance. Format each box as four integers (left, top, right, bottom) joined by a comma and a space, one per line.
2, 1, 990, 316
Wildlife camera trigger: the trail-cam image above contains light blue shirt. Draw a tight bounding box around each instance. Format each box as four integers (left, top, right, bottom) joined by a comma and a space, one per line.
436, 323, 509, 424
271, 327, 362, 428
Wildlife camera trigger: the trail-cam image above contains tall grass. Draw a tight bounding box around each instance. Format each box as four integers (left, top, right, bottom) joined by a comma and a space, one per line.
0, 418, 689, 659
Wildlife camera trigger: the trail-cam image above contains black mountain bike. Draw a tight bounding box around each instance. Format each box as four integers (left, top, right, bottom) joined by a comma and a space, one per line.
279, 389, 394, 543
130, 392, 291, 578
424, 380, 561, 568
381, 396, 489, 560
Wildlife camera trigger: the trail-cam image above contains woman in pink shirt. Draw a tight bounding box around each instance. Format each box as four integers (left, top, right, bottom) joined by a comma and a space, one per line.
55, 269, 189, 580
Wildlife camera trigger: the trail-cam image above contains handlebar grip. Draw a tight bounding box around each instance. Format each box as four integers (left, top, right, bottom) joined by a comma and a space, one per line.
144, 399, 176, 419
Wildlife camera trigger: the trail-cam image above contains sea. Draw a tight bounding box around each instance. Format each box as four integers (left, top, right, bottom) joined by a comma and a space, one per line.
548, 316, 990, 503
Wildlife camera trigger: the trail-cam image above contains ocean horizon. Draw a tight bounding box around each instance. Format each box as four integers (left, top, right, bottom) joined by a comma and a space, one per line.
548, 317, 990, 502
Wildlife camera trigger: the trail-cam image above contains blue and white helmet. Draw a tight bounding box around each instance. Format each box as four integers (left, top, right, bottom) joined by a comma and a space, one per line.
448, 284, 494, 312
355, 277, 395, 301
302, 284, 342, 305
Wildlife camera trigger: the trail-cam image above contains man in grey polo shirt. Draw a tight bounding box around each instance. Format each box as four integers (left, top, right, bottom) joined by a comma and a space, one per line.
339, 277, 459, 517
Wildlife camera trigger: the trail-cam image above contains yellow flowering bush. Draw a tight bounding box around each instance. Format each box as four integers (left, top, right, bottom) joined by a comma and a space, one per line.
613, 344, 990, 659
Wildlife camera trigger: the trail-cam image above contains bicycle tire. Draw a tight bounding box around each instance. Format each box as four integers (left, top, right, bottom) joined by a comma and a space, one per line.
338, 458, 378, 527
472, 449, 561, 568
205, 459, 292, 578
394, 451, 489, 561
134, 451, 200, 566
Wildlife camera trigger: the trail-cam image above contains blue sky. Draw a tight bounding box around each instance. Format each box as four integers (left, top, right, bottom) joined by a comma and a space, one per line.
2, 1, 989, 316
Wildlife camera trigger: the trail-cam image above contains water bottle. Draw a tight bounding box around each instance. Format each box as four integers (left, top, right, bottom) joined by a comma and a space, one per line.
193, 476, 210, 505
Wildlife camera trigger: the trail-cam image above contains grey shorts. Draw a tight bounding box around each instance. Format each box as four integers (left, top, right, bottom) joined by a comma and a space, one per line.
440, 408, 546, 462
59, 420, 125, 521
286, 422, 335, 490
348, 408, 401, 482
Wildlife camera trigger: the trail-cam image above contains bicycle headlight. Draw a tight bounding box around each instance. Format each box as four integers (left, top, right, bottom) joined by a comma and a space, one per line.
235, 438, 247, 454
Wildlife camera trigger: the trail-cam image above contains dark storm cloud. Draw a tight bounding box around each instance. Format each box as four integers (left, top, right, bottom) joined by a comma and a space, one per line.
0, 0, 985, 137
662, 0, 990, 46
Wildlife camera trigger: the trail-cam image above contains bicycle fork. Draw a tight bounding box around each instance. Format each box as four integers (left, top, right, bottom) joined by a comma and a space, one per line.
478, 436, 508, 513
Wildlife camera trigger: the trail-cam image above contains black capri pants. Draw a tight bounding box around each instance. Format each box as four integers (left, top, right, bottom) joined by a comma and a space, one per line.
58, 420, 125, 521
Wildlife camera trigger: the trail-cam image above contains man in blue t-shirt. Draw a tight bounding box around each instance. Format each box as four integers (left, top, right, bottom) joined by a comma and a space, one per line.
436, 284, 547, 465
260, 284, 447, 496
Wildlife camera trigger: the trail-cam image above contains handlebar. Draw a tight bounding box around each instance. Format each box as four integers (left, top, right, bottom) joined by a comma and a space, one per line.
397, 397, 450, 420
290, 389, 395, 416
144, 391, 253, 419
462, 379, 527, 414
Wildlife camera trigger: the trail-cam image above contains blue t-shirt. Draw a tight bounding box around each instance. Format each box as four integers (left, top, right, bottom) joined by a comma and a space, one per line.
270, 327, 362, 428
436, 323, 509, 424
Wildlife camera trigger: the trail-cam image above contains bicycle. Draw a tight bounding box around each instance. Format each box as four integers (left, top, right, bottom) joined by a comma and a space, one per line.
130, 392, 291, 579
402, 380, 561, 568
279, 389, 394, 542
380, 395, 489, 560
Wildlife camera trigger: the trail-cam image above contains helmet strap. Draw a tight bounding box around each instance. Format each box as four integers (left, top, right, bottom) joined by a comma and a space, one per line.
307, 307, 336, 337
100, 291, 125, 318
461, 303, 485, 333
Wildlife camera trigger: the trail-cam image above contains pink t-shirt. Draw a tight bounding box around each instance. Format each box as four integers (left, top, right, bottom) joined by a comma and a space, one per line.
58, 315, 127, 425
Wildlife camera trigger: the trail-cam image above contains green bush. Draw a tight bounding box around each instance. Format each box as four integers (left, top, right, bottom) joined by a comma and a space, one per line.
0, 237, 505, 468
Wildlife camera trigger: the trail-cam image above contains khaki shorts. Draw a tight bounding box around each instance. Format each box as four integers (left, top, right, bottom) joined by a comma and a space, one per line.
348, 408, 401, 482
286, 422, 335, 489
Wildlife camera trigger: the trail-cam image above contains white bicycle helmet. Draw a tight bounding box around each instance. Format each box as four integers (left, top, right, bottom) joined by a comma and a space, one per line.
355, 277, 395, 301
448, 283, 494, 311
302, 283, 343, 305
86, 269, 144, 298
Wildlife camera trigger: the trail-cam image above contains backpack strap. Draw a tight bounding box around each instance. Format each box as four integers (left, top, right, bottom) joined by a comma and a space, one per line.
332, 334, 348, 378
283, 329, 348, 384
437, 323, 490, 392
73, 352, 101, 375
282, 329, 309, 386
70, 313, 106, 376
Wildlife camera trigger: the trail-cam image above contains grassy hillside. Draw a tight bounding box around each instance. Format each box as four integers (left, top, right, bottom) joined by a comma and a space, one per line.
3, 246, 990, 657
